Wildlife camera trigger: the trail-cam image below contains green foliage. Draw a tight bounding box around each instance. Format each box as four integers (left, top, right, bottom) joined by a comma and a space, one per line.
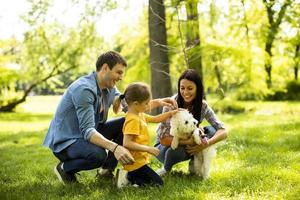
0, 39, 22, 107
0, 67, 22, 107
235, 81, 269, 101
265, 81, 300, 100
212, 98, 246, 114
1, 0, 299, 105
0, 97, 299, 199
113, 11, 151, 92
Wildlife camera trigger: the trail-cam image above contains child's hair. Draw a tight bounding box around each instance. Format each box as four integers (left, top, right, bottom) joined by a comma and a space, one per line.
113, 82, 152, 113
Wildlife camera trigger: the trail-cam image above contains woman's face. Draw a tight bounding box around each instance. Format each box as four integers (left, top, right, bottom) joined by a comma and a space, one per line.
180, 79, 197, 103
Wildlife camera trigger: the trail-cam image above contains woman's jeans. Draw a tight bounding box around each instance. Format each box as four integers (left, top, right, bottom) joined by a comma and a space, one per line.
53, 117, 124, 174
154, 126, 216, 171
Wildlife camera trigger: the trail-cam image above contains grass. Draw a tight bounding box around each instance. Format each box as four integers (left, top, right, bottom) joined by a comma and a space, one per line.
0, 96, 299, 200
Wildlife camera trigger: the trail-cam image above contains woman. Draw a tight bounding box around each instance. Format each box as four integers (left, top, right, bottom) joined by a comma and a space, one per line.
154, 69, 227, 176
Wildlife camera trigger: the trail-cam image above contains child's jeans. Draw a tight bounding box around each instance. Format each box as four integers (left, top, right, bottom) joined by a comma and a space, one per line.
127, 165, 163, 186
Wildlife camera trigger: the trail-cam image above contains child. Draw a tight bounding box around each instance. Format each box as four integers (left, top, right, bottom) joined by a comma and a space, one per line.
114, 82, 178, 188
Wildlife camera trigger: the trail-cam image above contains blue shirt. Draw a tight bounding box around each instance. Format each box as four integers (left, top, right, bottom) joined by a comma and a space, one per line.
43, 72, 120, 153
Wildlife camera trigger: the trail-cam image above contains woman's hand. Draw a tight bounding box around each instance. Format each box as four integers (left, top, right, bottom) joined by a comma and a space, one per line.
186, 142, 210, 155
147, 146, 160, 156
179, 136, 195, 145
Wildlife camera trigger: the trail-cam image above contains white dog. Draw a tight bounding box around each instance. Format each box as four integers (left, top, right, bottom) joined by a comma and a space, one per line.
170, 110, 216, 179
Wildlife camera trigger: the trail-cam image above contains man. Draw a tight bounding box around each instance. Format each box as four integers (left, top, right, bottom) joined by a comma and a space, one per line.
43, 51, 176, 184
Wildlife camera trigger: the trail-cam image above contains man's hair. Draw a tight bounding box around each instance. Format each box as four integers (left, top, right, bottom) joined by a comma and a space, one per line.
96, 51, 127, 71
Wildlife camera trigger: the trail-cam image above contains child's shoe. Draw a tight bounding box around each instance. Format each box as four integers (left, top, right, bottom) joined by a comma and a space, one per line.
156, 167, 167, 176
116, 169, 129, 188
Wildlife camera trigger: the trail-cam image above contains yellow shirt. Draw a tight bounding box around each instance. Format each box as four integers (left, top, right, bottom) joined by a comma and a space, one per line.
122, 113, 154, 172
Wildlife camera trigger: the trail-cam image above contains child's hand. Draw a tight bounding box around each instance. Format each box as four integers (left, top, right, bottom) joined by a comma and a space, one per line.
170, 108, 184, 116
147, 147, 160, 156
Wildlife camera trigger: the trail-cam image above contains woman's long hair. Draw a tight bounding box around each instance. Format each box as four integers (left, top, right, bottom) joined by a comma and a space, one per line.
177, 69, 204, 122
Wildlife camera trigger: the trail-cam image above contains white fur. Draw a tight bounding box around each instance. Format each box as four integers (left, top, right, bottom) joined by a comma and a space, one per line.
170, 110, 216, 179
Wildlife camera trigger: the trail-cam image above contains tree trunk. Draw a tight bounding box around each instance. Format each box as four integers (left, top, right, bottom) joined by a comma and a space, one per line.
263, 0, 291, 88
149, 0, 172, 114
294, 43, 299, 80
185, 0, 203, 81
241, 0, 252, 82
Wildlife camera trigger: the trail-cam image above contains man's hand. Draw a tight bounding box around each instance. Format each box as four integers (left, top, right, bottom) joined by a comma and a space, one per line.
113, 145, 135, 165
150, 98, 178, 110
159, 97, 178, 109
186, 142, 210, 155
147, 146, 160, 156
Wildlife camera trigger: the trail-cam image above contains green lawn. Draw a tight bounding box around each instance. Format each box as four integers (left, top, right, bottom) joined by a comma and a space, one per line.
0, 96, 299, 200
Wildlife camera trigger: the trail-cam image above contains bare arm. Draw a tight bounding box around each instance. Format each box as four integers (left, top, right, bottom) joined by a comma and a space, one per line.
123, 134, 160, 156
149, 98, 177, 111
89, 131, 135, 164
207, 128, 227, 145
148, 110, 178, 123
186, 128, 227, 155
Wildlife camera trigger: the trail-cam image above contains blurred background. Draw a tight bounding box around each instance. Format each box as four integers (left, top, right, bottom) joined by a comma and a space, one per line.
0, 0, 299, 112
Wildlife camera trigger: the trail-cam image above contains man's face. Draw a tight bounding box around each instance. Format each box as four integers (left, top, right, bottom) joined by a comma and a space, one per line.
103, 63, 125, 88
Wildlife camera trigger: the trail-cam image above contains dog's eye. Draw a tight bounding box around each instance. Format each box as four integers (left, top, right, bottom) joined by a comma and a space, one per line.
185, 121, 188, 124
193, 122, 196, 125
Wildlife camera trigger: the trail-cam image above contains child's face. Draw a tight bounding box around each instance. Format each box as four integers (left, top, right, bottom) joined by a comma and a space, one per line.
136, 99, 150, 113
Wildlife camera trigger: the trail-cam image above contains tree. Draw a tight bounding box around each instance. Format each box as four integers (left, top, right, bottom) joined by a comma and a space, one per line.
0, 0, 101, 112
184, 0, 203, 80
262, 0, 291, 88
294, 40, 299, 80
148, 0, 172, 112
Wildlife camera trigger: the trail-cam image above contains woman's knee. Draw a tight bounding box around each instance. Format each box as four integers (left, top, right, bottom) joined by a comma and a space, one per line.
165, 146, 187, 160
164, 146, 189, 171
204, 126, 216, 138
155, 144, 168, 163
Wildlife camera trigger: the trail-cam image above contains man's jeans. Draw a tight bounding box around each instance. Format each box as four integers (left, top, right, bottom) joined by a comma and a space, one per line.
54, 117, 124, 174
155, 126, 216, 171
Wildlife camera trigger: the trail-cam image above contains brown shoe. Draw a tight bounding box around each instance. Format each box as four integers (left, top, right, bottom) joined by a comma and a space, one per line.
54, 162, 78, 184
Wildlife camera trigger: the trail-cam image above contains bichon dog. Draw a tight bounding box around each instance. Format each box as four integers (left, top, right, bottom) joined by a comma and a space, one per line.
170, 110, 216, 179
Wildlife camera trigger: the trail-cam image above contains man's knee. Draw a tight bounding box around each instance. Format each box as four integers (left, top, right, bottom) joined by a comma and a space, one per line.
86, 148, 107, 167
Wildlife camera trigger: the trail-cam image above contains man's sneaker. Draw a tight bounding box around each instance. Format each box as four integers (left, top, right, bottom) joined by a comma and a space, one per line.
96, 168, 114, 180
116, 169, 129, 188
54, 162, 78, 184
156, 167, 167, 176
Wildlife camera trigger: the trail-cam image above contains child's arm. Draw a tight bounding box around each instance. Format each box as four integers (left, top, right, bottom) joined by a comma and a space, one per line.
123, 134, 160, 156
148, 109, 179, 123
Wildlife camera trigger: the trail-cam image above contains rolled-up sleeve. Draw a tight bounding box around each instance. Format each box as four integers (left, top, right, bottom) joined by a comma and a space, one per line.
203, 101, 226, 130
72, 87, 97, 141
